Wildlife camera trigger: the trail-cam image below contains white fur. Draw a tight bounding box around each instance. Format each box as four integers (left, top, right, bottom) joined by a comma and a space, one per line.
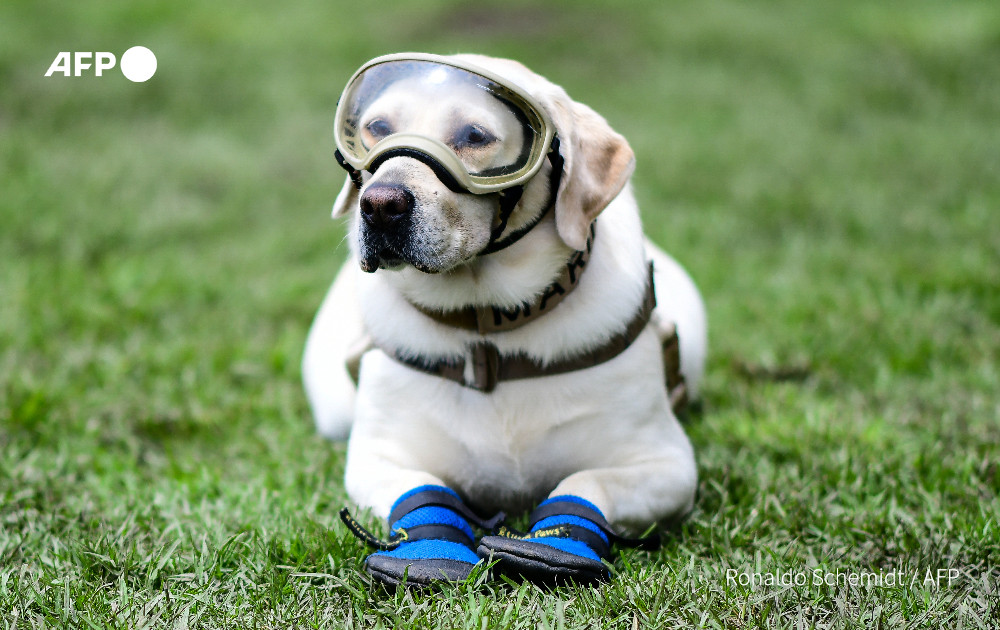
302, 55, 707, 534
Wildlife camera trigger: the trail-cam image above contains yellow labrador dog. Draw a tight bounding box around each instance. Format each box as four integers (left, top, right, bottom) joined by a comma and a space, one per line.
303, 53, 706, 586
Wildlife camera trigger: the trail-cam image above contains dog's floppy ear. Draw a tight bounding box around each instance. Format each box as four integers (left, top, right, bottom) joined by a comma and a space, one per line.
331, 176, 359, 218
550, 99, 635, 251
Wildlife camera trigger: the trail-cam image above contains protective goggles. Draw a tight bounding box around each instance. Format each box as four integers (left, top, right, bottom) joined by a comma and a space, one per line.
333, 53, 556, 194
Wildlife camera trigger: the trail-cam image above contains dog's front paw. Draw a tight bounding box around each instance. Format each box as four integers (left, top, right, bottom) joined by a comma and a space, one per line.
477, 495, 658, 585
344, 485, 500, 588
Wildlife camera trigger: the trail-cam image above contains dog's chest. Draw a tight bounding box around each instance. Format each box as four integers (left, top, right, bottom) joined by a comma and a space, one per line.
356, 348, 662, 507
430, 383, 611, 510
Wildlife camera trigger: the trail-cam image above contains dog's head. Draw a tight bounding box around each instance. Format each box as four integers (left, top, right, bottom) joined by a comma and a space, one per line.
332, 54, 635, 273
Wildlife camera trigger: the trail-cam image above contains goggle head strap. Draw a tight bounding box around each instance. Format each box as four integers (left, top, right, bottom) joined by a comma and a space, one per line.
480, 135, 563, 256
334, 149, 364, 191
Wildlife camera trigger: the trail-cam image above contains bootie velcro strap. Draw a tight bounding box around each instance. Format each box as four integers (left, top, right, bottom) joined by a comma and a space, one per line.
526, 499, 661, 556
389, 486, 506, 533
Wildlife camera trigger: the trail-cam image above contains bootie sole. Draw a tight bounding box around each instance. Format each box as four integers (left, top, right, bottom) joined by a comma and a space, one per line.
477, 536, 607, 585
365, 555, 479, 587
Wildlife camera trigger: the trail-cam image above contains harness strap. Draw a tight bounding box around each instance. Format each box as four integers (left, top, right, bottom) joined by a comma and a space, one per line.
410, 223, 595, 334
660, 320, 689, 412
393, 263, 658, 394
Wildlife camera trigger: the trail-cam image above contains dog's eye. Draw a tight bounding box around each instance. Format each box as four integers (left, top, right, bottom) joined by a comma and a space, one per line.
365, 118, 394, 141
451, 124, 496, 149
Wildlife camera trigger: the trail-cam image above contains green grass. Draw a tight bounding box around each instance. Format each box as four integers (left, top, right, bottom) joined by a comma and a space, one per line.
2, 0, 998, 627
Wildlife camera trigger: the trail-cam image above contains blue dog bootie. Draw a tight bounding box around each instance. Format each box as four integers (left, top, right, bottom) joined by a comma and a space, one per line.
476, 495, 660, 584
340, 485, 504, 587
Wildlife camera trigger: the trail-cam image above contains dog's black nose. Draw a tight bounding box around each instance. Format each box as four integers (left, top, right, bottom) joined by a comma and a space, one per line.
360, 185, 414, 228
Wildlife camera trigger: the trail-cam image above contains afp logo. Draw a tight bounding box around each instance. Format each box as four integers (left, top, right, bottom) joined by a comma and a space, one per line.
44, 46, 157, 82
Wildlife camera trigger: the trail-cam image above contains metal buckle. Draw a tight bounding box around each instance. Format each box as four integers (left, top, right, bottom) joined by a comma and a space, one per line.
468, 341, 500, 392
